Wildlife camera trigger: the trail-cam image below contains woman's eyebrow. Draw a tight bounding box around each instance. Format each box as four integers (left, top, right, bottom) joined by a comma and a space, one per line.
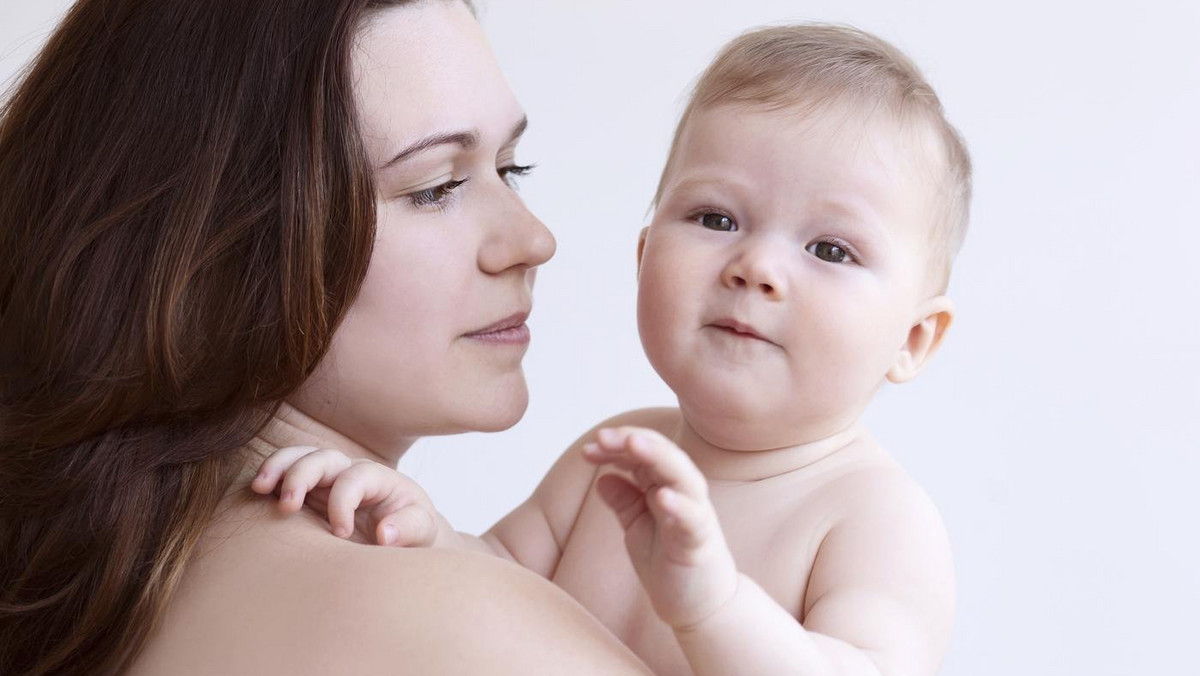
381, 130, 479, 170
380, 117, 529, 170
506, 116, 528, 146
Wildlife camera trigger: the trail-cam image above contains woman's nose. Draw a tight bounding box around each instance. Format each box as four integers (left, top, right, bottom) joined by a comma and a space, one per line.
478, 191, 557, 274
720, 243, 785, 301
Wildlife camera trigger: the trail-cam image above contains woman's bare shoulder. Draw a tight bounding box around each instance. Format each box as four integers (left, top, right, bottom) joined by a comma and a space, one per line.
130, 503, 651, 676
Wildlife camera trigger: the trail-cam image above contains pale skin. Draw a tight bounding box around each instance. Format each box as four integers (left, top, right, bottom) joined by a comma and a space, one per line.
128, 3, 653, 674
257, 101, 959, 675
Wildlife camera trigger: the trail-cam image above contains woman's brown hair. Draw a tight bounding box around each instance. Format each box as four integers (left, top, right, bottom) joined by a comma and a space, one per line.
0, 0, 425, 673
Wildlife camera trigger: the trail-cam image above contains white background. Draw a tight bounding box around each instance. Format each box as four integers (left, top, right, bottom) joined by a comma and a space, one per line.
4, 1, 1198, 674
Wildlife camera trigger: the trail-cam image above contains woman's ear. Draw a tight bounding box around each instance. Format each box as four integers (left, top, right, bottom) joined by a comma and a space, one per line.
887, 295, 955, 384
636, 226, 649, 280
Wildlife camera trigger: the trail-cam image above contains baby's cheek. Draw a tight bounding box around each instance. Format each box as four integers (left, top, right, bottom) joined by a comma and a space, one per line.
836, 305, 911, 387
636, 279, 674, 352
636, 264, 689, 368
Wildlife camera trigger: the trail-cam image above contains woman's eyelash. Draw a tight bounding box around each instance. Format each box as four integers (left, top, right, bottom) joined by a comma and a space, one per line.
403, 163, 534, 211
498, 163, 535, 189
407, 178, 469, 210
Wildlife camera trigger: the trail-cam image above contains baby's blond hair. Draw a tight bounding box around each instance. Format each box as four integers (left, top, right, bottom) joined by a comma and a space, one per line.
654, 23, 972, 290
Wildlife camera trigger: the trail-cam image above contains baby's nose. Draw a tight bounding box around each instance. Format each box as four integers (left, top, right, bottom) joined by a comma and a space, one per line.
721, 251, 784, 300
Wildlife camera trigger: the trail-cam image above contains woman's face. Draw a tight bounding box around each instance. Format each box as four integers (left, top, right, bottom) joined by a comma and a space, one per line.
290, 1, 555, 455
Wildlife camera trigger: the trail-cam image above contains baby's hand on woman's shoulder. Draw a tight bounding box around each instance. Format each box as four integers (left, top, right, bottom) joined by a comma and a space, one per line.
251, 446, 449, 548
583, 427, 739, 631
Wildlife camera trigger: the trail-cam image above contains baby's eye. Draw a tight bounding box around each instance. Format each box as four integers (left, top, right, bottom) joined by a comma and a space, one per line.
498, 163, 535, 190
807, 240, 854, 264
699, 212, 737, 232
407, 178, 469, 210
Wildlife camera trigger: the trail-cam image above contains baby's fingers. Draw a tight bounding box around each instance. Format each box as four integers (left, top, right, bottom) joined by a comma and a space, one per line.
649, 486, 715, 555
595, 472, 649, 530
587, 428, 708, 502
325, 462, 433, 542
376, 503, 438, 548
251, 445, 320, 495
323, 469, 369, 538
276, 449, 353, 512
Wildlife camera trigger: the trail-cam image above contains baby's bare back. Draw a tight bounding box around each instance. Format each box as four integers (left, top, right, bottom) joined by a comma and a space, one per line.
551, 408, 946, 676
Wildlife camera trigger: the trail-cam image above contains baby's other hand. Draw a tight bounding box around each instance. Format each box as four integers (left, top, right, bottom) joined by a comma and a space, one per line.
582, 427, 739, 630
251, 446, 444, 548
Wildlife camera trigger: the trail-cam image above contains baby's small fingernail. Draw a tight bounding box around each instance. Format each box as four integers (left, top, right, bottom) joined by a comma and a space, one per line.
597, 428, 617, 443
382, 525, 399, 546
281, 490, 295, 504
333, 525, 351, 538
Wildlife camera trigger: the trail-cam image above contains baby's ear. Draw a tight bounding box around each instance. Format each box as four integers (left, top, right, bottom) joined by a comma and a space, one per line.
887, 296, 955, 384
635, 226, 650, 280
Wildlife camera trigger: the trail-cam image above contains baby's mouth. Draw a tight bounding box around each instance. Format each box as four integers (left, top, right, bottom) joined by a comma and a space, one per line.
705, 318, 779, 347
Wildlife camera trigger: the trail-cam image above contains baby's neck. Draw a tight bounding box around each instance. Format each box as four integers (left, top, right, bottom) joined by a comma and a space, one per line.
670, 413, 867, 483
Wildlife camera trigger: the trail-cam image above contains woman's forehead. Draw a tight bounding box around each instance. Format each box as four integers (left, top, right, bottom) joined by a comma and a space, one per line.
352, 2, 521, 167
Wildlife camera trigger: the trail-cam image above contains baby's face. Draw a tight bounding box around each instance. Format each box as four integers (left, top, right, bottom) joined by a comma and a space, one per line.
638, 103, 946, 450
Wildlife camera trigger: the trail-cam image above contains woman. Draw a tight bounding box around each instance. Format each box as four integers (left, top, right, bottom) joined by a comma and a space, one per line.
0, 0, 652, 674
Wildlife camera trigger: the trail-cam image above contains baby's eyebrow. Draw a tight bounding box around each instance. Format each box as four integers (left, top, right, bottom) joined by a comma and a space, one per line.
664, 175, 758, 203
810, 197, 887, 237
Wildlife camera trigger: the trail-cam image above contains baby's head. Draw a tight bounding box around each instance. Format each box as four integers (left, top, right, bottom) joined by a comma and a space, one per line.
636, 23, 972, 450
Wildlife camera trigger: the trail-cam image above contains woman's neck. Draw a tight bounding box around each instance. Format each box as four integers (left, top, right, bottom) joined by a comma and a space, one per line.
245, 401, 416, 471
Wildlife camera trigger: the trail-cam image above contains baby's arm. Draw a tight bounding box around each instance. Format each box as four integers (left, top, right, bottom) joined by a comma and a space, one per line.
250, 446, 570, 567
585, 428, 953, 676
793, 470, 955, 676
253, 412, 664, 579
252, 446, 461, 548
463, 426, 597, 577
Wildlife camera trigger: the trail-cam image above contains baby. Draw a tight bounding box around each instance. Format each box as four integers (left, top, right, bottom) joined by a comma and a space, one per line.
254, 23, 971, 676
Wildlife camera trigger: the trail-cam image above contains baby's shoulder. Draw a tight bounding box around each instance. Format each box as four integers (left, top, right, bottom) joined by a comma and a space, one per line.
550, 406, 679, 464
803, 442, 950, 565
525, 408, 683, 524
806, 438, 941, 528
588, 406, 680, 436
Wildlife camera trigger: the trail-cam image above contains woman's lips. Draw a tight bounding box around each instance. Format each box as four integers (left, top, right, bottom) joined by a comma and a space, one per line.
465, 323, 530, 345
464, 311, 531, 345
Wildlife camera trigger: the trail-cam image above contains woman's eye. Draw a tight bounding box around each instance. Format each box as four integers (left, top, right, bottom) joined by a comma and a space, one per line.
407, 178, 469, 210
498, 163, 535, 190
699, 213, 737, 232
807, 241, 853, 264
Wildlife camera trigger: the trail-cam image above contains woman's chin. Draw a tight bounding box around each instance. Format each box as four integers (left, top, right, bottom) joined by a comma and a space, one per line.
458, 380, 530, 433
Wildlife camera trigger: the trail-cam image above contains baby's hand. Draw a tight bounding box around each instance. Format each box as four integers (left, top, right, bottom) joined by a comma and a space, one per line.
251, 446, 448, 548
583, 427, 739, 630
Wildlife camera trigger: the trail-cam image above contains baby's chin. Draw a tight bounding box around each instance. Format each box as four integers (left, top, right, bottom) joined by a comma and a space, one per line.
681, 411, 801, 452
673, 377, 862, 452
673, 389, 796, 451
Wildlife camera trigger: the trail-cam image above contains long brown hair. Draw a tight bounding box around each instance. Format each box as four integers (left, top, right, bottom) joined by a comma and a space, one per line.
0, 0, 422, 673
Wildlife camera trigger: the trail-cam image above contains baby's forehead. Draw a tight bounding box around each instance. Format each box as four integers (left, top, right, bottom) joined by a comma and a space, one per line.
681, 102, 946, 218
761, 99, 945, 173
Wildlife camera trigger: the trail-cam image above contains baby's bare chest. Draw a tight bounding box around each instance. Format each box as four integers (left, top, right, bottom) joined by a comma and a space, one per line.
551, 473, 839, 675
